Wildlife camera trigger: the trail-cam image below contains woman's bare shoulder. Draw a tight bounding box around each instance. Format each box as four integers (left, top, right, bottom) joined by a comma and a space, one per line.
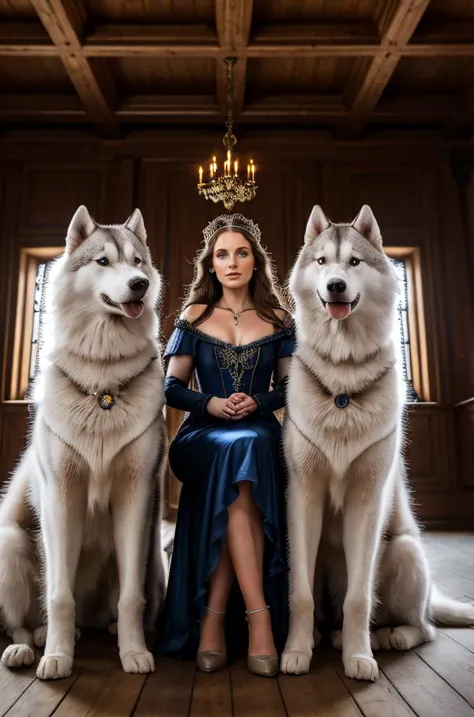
180, 304, 208, 322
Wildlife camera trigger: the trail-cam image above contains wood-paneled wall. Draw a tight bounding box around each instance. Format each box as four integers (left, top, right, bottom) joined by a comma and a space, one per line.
0, 130, 472, 528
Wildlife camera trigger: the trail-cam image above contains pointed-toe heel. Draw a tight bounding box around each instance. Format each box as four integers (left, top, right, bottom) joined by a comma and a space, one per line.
197, 606, 227, 672
247, 654, 278, 677
245, 605, 278, 677
196, 650, 228, 672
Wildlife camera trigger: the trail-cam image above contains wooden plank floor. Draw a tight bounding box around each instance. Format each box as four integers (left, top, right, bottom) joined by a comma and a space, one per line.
1, 532, 474, 717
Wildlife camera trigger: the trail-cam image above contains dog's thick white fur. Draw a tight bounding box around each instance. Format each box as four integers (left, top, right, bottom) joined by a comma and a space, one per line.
0, 206, 168, 680
281, 205, 474, 681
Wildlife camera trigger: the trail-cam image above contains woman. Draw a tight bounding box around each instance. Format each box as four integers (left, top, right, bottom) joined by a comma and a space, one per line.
156, 213, 295, 677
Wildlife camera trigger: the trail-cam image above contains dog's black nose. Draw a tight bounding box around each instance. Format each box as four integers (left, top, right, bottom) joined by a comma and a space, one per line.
327, 278, 346, 295
128, 277, 149, 297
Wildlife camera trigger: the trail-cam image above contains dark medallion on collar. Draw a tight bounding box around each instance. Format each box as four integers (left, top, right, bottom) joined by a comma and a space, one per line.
334, 394, 350, 409
98, 393, 116, 410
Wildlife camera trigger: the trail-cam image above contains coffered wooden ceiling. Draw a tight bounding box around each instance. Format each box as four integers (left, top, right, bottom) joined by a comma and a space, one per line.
0, 0, 473, 139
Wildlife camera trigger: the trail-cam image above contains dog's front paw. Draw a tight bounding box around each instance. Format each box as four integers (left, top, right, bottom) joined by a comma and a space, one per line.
121, 650, 155, 674
37, 653, 73, 680
280, 650, 311, 675
344, 654, 379, 682
1, 644, 35, 668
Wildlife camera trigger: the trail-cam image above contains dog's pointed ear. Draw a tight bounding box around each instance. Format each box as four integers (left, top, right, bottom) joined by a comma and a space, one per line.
66, 205, 97, 254
125, 208, 147, 245
352, 205, 382, 250
304, 205, 330, 244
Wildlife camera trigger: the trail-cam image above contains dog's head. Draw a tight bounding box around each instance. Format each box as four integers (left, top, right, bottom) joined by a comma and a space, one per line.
291, 204, 398, 324
59, 205, 161, 321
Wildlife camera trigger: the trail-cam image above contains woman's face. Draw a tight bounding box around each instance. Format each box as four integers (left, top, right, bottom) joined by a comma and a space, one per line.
211, 231, 255, 290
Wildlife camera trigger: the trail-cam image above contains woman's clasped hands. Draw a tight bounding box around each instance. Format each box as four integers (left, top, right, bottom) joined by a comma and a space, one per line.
207, 393, 258, 420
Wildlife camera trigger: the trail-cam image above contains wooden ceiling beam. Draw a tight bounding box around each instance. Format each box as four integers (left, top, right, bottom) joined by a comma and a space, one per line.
117, 95, 221, 118
29, 0, 119, 137
338, 0, 432, 138
242, 93, 454, 123
1, 21, 474, 58
0, 93, 455, 124
0, 23, 56, 55
215, 0, 254, 116
85, 24, 220, 57
0, 94, 86, 118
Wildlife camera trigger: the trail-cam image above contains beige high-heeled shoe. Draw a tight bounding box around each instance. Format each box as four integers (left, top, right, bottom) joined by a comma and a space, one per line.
196, 606, 228, 673
246, 605, 278, 677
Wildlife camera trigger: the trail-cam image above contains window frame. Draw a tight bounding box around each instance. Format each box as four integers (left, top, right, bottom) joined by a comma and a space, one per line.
386, 246, 430, 402
9, 247, 63, 402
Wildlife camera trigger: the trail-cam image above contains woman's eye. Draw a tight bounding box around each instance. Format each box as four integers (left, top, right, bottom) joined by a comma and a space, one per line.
96, 257, 109, 266
239, 251, 249, 258
134, 257, 142, 265
350, 257, 361, 267
317, 257, 326, 265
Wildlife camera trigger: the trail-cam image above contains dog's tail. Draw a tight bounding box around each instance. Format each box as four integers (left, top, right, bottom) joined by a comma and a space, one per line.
430, 585, 474, 626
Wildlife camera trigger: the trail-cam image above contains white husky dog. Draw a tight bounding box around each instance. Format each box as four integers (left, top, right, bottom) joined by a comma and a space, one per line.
0, 206, 167, 680
281, 205, 474, 681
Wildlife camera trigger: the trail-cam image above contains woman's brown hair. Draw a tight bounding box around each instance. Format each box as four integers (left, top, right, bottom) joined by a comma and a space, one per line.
182, 225, 291, 330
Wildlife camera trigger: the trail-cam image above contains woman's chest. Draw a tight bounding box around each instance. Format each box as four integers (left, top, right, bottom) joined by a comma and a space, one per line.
195, 341, 277, 393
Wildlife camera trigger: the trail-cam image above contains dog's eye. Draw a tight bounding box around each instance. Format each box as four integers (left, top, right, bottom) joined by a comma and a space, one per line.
349, 257, 360, 267
134, 257, 142, 266
96, 257, 109, 267
317, 257, 326, 265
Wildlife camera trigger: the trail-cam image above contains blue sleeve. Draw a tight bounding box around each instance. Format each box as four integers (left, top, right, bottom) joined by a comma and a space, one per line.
164, 327, 198, 358
278, 329, 296, 358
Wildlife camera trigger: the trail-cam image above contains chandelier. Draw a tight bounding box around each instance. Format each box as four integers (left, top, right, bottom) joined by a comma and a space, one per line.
197, 57, 257, 211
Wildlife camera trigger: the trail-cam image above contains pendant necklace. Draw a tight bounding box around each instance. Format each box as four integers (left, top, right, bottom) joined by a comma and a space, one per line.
216, 304, 254, 326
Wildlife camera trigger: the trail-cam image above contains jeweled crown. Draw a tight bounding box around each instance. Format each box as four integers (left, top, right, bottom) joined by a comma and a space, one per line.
202, 213, 262, 245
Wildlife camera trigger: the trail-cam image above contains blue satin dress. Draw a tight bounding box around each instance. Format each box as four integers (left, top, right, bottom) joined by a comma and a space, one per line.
156, 319, 295, 659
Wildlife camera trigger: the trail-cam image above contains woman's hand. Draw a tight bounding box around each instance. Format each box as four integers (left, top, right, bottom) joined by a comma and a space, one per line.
207, 396, 239, 420
227, 393, 258, 420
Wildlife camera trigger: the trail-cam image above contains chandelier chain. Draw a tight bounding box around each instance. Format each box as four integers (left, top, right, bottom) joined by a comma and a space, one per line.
224, 57, 237, 151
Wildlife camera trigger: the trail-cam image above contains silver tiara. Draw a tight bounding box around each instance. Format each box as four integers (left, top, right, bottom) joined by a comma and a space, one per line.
202, 214, 262, 245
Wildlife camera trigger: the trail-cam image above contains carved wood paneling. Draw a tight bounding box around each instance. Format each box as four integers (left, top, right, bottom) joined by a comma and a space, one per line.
405, 404, 454, 491
15, 163, 110, 239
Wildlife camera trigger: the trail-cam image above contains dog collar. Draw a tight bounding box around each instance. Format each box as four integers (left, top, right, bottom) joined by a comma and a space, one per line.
55, 356, 157, 410
296, 353, 394, 409
296, 354, 352, 408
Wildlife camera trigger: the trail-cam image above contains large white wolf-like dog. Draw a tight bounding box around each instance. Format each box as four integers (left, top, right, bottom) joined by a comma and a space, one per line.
0, 206, 167, 680
281, 204, 474, 681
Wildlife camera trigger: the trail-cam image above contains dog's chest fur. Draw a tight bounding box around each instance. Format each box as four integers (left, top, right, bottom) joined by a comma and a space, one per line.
38, 359, 164, 511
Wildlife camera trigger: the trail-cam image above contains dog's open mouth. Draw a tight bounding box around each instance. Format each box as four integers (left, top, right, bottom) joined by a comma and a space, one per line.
101, 294, 145, 319
318, 292, 360, 320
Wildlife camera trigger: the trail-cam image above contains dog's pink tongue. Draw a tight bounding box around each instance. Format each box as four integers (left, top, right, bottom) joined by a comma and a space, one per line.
327, 303, 351, 320
120, 302, 144, 319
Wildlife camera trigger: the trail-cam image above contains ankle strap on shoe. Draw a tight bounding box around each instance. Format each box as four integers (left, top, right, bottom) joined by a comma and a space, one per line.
205, 606, 226, 616
245, 605, 270, 621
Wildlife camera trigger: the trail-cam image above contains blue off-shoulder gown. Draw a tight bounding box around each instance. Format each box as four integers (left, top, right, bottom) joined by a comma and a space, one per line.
155, 319, 295, 659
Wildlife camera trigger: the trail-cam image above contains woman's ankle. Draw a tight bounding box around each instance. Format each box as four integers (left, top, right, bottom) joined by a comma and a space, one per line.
198, 607, 226, 653
246, 607, 277, 656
